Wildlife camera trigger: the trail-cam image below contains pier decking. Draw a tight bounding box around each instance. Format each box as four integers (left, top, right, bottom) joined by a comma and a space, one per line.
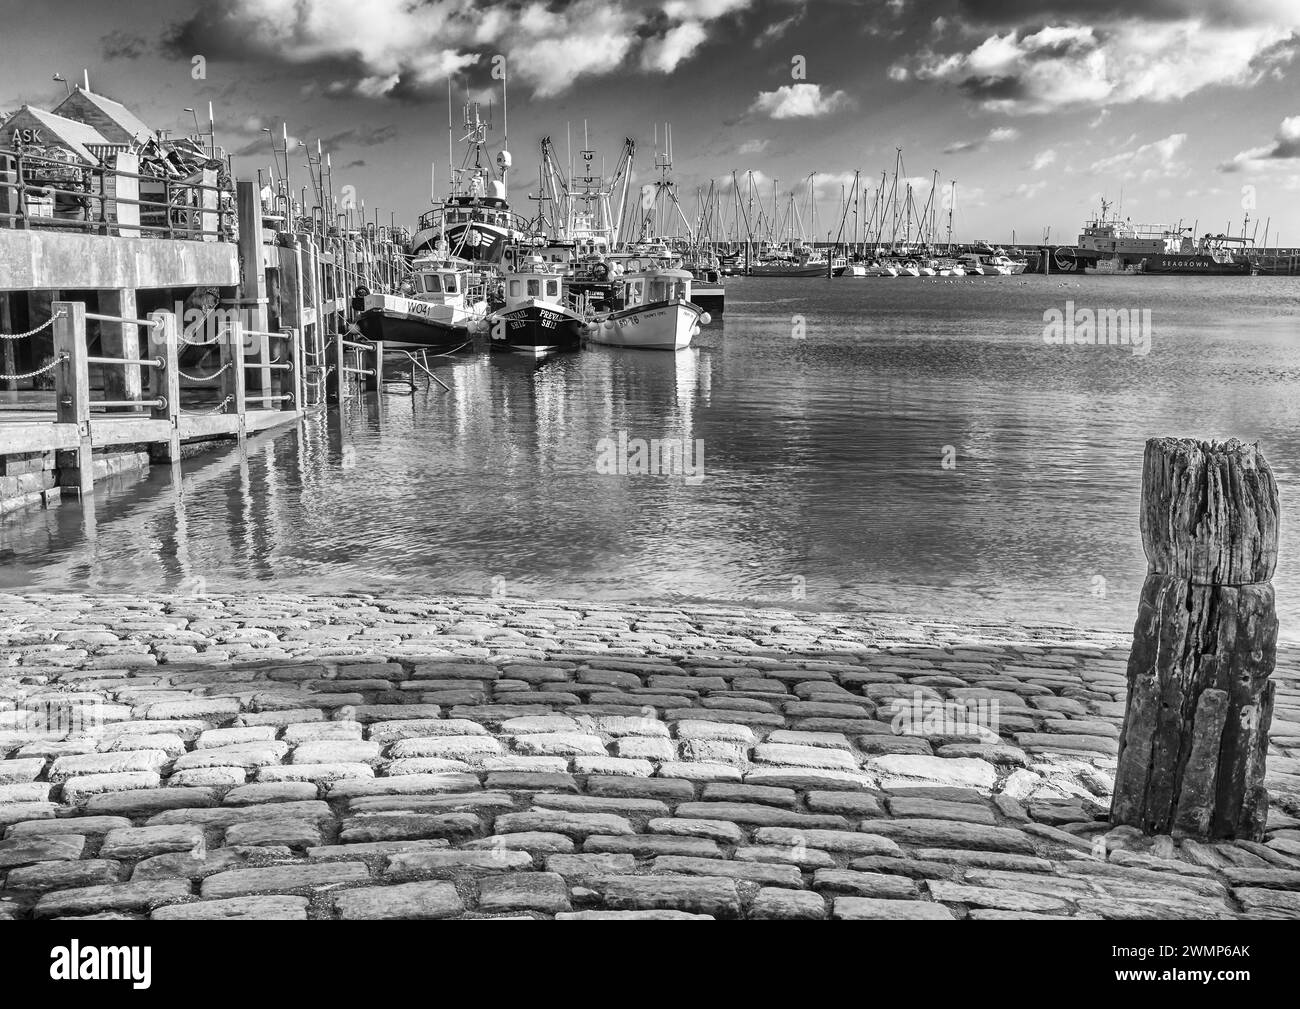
1, 594, 1298, 921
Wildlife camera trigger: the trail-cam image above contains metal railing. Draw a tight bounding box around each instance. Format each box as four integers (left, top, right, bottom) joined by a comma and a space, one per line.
0, 148, 233, 240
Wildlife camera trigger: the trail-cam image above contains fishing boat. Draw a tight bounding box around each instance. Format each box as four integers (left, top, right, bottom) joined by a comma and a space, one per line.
686, 262, 725, 314
356, 255, 485, 349
411, 101, 528, 263
588, 266, 710, 351
487, 254, 588, 356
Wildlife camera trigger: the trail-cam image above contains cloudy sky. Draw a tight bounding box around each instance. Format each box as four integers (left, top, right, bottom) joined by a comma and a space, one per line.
3, 0, 1299, 244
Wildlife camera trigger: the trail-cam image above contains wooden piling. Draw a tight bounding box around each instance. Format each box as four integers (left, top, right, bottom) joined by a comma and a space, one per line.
150, 310, 181, 462
52, 300, 92, 497
1111, 437, 1280, 841
221, 319, 247, 443
99, 289, 143, 412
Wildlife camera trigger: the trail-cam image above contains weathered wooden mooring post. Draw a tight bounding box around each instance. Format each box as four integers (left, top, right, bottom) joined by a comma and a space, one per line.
1112, 437, 1279, 841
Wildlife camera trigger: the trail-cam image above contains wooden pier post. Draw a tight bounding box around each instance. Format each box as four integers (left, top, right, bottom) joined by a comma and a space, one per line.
330, 325, 346, 403
221, 319, 247, 444
1112, 438, 1280, 841
284, 326, 303, 412
0, 294, 15, 390
52, 301, 92, 498
150, 310, 180, 462
99, 289, 143, 411
364, 341, 383, 393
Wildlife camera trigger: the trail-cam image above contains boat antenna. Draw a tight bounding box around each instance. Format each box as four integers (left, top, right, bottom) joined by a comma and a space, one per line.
446, 77, 454, 195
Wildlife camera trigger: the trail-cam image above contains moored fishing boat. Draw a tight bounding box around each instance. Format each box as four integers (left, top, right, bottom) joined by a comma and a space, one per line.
487, 254, 588, 356
588, 267, 710, 351
356, 255, 486, 349
411, 101, 528, 263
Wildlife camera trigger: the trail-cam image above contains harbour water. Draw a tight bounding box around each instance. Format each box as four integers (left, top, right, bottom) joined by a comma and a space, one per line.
3, 274, 1298, 636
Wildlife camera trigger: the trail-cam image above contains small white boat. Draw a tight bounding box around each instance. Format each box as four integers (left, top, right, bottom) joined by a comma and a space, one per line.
588, 267, 710, 351
841, 263, 870, 278
896, 261, 921, 278
865, 261, 898, 277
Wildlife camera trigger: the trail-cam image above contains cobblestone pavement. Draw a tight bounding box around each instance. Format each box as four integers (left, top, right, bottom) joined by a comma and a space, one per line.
2, 593, 1299, 921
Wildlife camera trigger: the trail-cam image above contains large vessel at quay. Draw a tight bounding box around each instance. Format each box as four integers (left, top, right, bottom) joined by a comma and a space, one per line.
1076, 200, 1253, 275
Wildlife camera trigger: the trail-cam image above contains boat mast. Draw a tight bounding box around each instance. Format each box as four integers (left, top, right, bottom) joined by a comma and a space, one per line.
946, 180, 955, 252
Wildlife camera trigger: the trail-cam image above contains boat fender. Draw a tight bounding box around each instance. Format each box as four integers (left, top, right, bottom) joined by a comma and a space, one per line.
699, 312, 711, 325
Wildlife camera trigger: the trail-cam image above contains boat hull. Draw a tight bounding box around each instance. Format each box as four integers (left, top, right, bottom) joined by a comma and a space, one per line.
749, 263, 843, 277
1139, 255, 1252, 275
589, 301, 704, 351
691, 284, 725, 314
488, 301, 586, 355
356, 295, 476, 349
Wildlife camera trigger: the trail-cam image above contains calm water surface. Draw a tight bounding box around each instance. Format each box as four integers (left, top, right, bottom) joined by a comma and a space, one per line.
3, 274, 1299, 635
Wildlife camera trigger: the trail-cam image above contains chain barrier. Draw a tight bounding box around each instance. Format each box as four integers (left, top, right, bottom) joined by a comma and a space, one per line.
0, 352, 69, 382
177, 362, 232, 383
0, 309, 66, 341
199, 395, 233, 415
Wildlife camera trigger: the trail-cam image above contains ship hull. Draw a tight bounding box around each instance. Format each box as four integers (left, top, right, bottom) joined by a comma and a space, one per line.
589, 301, 704, 351
690, 283, 725, 314
356, 295, 476, 350
488, 301, 586, 356
1139, 255, 1252, 275
749, 263, 844, 277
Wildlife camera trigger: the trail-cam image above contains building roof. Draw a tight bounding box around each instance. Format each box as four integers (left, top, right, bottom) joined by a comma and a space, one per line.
54, 88, 154, 145
8, 106, 113, 163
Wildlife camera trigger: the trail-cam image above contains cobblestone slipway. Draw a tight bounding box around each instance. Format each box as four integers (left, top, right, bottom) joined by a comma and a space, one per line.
2, 593, 1298, 921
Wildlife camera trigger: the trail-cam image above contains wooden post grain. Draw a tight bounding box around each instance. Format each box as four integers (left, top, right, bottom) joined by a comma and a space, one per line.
221, 319, 247, 444
150, 311, 181, 462
53, 301, 92, 497
1112, 437, 1280, 841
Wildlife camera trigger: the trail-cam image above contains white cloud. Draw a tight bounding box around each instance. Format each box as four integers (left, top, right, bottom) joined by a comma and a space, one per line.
1090, 132, 1188, 182
1219, 115, 1300, 172
176, 0, 755, 98
908, 20, 1298, 113
943, 125, 1020, 154
749, 83, 850, 119
1031, 148, 1057, 171
735, 138, 770, 155
641, 21, 708, 73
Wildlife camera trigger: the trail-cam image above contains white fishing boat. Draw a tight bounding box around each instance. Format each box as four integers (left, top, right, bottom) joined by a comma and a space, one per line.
588, 267, 710, 351
356, 255, 486, 349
